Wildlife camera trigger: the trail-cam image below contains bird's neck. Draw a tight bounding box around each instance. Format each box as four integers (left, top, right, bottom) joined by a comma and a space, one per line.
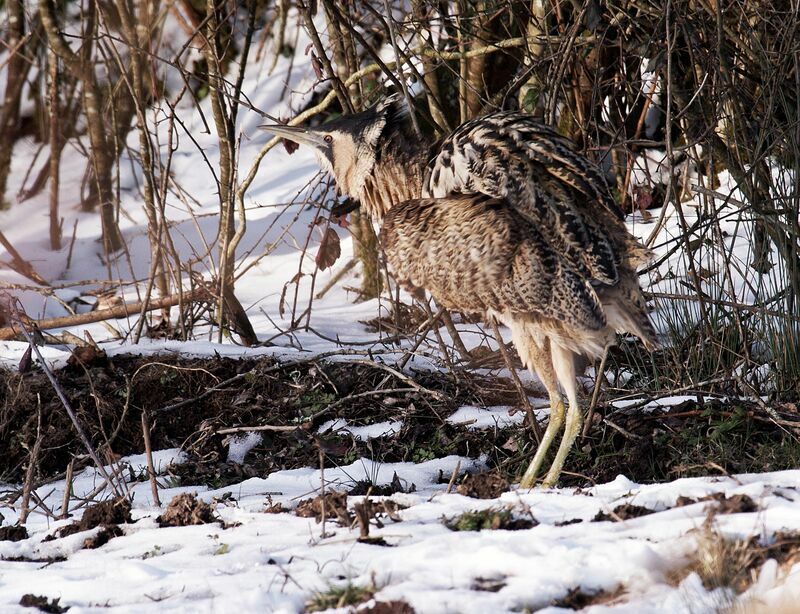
356, 130, 430, 223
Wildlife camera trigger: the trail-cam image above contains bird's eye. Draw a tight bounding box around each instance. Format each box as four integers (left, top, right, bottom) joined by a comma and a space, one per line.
323, 135, 333, 144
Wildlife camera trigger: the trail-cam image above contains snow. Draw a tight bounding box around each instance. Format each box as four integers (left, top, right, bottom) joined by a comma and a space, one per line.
446, 404, 529, 429
611, 395, 701, 411
2, 450, 800, 613
226, 433, 264, 465
317, 418, 405, 440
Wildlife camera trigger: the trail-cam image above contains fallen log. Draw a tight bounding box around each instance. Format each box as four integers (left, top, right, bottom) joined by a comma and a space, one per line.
0, 289, 210, 341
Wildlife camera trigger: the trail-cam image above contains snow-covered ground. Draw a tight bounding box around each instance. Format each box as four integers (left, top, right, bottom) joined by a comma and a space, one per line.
2, 448, 800, 613
2, 12, 799, 614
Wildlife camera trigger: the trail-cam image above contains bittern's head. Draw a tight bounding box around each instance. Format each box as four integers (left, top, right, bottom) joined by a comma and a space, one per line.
260, 96, 405, 198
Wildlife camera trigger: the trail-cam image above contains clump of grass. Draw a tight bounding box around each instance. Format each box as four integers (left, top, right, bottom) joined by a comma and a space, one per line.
613, 211, 800, 400
690, 525, 756, 592
557, 398, 800, 487
306, 582, 374, 612
444, 507, 535, 531
671, 522, 800, 610
738, 596, 800, 614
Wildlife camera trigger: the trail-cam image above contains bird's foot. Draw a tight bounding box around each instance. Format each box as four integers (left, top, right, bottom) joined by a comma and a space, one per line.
537, 408, 583, 490
539, 473, 559, 489
519, 472, 559, 489
517, 398, 565, 489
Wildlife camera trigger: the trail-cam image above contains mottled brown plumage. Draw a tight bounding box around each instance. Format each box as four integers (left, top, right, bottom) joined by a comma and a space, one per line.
261, 96, 658, 488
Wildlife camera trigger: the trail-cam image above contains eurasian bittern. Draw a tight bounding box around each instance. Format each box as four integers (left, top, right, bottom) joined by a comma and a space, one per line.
261, 96, 658, 488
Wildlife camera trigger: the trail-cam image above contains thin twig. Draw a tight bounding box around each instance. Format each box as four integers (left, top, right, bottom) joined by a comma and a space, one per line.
318, 448, 328, 539
582, 346, 610, 439
602, 417, 642, 440
445, 460, 461, 494
348, 358, 449, 402
11, 305, 122, 498
397, 306, 445, 370
60, 459, 74, 519
19, 398, 44, 525
217, 424, 305, 435
440, 311, 472, 363
141, 409, 161, 508
0, 230, 49, 286
219, 385, 423, 436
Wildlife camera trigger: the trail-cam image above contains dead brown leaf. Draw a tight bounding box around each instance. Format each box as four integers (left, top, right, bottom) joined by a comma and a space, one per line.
157, 493, 217, 527
315, 227, 341, 271
295, 491, 351, 525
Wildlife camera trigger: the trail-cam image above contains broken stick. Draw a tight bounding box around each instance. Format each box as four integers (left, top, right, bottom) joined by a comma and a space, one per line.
0, 289, 210, 341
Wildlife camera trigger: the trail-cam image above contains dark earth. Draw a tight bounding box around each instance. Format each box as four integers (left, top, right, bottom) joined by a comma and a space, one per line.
2, 352, 800, 494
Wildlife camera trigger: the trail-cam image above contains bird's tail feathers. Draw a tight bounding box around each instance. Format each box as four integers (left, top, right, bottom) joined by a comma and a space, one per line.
508, 316, 610, 360
602, 287, 661, 351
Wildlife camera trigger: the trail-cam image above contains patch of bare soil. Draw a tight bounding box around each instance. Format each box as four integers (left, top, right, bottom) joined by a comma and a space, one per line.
83, 525, 123, 549
348, 472, 413, 496
762, 531, 800, 569
592, 503, 655, 522
157, 493, 217, 527
554, 518, 584, 526
0, 525, 28, 542
0, 354, 523, 488
19, 594, 69, 613
3, 554, 66, 563
670, 528, 800, 595
675, 493, 758, 514
456, 470, 509, 499
444, 508, 537, 531
549, 586, 626, 610
471, 577, 507, 592
49, 497, 131, 550
55, 497, 132, 540
360, 601, 416, 614
81, 497, 132, 526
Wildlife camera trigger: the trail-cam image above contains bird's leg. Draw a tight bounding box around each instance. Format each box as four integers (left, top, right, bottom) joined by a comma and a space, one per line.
513, 336, 565, 489
519, 395, 564, 488
541, 344, 581, 488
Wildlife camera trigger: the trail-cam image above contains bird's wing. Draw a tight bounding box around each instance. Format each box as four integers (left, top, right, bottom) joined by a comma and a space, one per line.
381, 194, 607, 332
425, 112, 625, 286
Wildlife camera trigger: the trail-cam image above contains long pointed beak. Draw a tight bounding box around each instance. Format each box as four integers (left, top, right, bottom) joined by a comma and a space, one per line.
258, 124, 327, 149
